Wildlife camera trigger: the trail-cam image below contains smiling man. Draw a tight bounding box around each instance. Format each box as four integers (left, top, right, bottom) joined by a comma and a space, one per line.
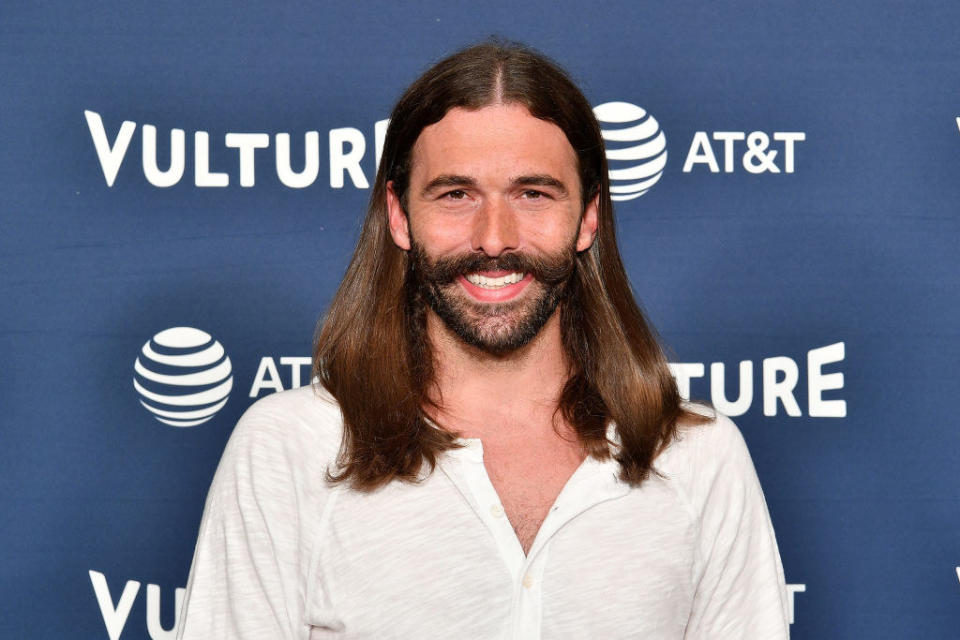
177, 42, 790, 639
391, 103, 593, 358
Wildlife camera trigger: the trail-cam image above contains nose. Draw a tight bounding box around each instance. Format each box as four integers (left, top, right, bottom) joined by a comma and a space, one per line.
470, 197, 519, 257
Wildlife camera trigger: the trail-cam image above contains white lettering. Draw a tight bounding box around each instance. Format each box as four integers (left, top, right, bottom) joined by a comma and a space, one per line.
194, 131, 229, 187
762, 356, 802, 416
142, 124, 185, 187
85, 115, 385, 189
225, 133, 270, 187
669, 344, 844, 417
668, 363, 705, 400
743, 132, 779, 174
85, 110, 136, 187
710, 360, 753, 416
146, 583, 185, 640
280, 356, 313, 389
276, 132, 320, 188
712, 131, 745, 173
682, 131, 719, 173
786, 583, 806, 624
808, 342, 846, 417
249, 357, 284, 397
773, 132, 805, 173
684, 130, 804, 173
375, 118, 390, 170
329, 127, 369, 188
89, 570, 140, 640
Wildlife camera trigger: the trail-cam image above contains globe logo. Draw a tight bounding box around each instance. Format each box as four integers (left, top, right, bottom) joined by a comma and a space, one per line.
593, 102, 667, 201
133, 327, 233, 427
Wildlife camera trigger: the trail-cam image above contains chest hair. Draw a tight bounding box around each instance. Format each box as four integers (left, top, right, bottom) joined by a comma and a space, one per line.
484, 445, 585, 554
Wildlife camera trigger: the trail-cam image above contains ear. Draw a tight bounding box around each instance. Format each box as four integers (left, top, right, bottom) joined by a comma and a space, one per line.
386, 180, 411, 250
575, 192, 599, 252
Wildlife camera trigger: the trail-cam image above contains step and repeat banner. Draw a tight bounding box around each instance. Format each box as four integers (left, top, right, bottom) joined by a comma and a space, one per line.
2, 2, 958, 638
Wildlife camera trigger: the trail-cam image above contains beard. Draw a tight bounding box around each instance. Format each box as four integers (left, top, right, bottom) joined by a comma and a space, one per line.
407, 240, 577, 356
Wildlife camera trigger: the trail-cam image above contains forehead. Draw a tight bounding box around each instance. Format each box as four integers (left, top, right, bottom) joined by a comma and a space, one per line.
408, 103, 579, 184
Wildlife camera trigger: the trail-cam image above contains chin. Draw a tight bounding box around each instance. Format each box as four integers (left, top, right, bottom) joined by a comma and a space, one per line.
445, 307, 549, 355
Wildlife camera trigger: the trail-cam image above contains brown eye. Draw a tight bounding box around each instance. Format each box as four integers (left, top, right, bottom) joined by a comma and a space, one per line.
521, 189, 553, 200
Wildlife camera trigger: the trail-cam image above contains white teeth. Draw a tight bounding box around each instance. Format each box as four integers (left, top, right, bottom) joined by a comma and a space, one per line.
465, 272, 524, 289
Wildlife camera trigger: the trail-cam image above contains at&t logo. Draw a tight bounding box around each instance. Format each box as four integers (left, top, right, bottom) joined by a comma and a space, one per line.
133, 327, 233, 427
593, 102, 667, 201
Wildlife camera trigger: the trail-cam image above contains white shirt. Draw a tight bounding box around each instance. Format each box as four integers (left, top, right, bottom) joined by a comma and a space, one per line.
176, 384, 789, 639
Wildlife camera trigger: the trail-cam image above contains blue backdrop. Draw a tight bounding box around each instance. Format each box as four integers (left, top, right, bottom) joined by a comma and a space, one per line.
2, 2, 958, 638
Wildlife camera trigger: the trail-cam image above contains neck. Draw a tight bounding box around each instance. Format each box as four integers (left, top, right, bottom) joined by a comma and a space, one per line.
426, 309, 572, 441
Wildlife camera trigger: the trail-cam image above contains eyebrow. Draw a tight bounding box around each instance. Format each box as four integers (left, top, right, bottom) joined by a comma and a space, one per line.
421, 175, 477, 196
420, 173, 569, 197
512, 174, 569, 197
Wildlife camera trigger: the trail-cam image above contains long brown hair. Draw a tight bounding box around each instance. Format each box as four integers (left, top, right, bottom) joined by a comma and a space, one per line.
314, 41, 705, 491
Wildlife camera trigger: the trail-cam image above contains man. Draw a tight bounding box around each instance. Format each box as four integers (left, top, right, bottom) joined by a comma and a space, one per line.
177, 42, 789, 639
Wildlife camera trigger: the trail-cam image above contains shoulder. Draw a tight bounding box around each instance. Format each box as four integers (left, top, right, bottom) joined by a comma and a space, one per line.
237, 381, 341, 428
219, 383, 344, 485
658, 403, 750, 465
654, 404, 760, 514
180, 385, 345, 638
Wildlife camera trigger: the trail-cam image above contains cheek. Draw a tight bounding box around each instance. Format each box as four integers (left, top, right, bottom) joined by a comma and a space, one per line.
519, 213, 582, 249
409, 216, 465, 252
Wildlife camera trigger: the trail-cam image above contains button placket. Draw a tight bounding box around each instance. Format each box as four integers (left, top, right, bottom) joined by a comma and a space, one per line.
454, 440, 526, 584
512, 454, 631, 639
447, 436, 630, 640
513, 541, 549, 640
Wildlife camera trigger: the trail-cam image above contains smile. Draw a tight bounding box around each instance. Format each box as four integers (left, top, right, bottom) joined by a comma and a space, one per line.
456, 272, 533, 303
464, 272, 525, 289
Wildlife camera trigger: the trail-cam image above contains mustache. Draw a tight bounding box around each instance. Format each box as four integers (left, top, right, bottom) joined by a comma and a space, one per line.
409, 244, 576, 286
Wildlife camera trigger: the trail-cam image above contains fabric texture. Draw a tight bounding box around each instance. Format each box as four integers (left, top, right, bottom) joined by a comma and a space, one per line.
176, 384, 790, 639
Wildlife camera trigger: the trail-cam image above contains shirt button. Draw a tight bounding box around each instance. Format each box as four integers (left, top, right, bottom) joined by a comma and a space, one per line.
522, 574, 534, 589
490, 503, 505, 518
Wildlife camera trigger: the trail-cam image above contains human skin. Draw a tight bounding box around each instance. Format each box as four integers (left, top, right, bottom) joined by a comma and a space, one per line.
386, 102, 598, 350
385, 103, 599, 550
